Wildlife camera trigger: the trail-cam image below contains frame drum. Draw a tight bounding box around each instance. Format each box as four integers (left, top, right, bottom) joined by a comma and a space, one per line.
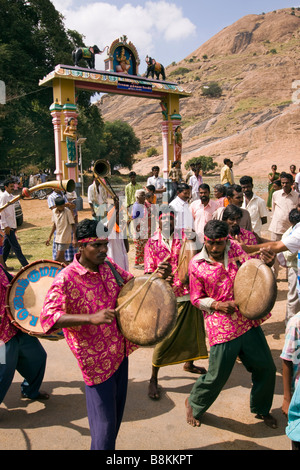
234, 258, 277, 320
5, 260, 65, 340
177, 239, 198, 285
116, 275, 177, 346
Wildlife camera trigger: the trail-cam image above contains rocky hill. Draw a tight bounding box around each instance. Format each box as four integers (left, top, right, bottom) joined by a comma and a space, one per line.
98, 8, 300, 178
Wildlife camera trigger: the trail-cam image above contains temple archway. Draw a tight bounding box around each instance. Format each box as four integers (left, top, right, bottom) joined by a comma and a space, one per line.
39, 38, 191, 183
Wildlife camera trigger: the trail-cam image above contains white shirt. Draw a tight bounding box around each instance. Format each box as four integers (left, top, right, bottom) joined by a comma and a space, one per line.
282, 223, 300, 254
295, 172, 300, 191
169, 196, 194, 230
87, 182, 107, 206
242, 193, 268, 236
188, 175, 203, 201
0, 191, 17, 229
146, 175, 165, 202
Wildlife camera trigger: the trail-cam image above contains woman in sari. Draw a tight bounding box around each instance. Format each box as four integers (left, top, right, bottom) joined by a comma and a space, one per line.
267, 164, 280, 210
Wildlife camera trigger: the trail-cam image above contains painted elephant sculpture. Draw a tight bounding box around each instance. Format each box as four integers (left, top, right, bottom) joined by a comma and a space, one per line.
72, 45, 107, 69
145, 56, 166, 80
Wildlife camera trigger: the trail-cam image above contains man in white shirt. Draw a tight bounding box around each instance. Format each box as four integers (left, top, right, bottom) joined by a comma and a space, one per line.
87, 179, 108, 221
294, 169, 300, 192
169, 183, 194, 232
0, 180, 28, 267
268, 172, 299, 241
188, 164, 203, 201
240, 176, 268, 237
146, 166, 166, 204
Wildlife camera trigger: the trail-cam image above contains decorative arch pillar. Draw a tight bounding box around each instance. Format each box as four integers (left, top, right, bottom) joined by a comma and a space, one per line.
160, 94, 182, 179
51, 77, 79, 182
50, 101, 63, 181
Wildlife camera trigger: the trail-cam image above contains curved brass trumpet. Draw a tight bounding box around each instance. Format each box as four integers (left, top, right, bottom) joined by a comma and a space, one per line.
93, 159, 119, 201
0, 179, 75, 212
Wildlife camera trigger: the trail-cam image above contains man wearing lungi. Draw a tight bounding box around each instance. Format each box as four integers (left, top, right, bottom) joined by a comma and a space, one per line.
185, 219, 277, 429
40, 219, 137, 450
144, 208, 208, 400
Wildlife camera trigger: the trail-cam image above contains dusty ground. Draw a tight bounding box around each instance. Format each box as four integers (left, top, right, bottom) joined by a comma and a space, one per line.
0, 196, 293, 451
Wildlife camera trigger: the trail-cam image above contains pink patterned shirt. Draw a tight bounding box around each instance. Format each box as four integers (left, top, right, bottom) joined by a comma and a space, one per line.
144, 230, 189, 298
0, 267, 18, 343
40, 254, 138, 386
189, 240, 269, 346
228, 227, 259, 258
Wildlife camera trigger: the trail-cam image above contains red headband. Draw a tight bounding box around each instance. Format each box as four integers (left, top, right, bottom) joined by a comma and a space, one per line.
204, 235, 228, 242
78, 237, 107, 244
159, 213, 175, 220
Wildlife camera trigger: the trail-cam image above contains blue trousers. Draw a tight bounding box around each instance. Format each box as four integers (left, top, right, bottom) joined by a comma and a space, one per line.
3, 228, 28, 267
85, 357, 128, 450
0, 331, 47, 404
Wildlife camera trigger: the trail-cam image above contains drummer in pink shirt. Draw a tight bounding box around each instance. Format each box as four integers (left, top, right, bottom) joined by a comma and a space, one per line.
185, 220, 278, 430
40, 218, 138, 450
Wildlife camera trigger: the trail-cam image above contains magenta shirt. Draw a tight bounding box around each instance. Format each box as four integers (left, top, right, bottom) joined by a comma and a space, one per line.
40, 254, 138, 386
0, 268, 18, 344
144, 230, 189, 298
189, 240, 269, 346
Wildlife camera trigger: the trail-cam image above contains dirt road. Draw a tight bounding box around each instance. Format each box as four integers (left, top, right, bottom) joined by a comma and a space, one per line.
0, 198, 292, 451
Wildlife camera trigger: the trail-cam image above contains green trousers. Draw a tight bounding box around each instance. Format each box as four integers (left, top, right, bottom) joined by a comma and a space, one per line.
189, 326, 276, 419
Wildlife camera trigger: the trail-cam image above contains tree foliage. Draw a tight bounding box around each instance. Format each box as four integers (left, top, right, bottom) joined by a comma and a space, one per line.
101, 121, 141, 172
185, 156, 218, 174
201, 82, 222, 98
0, 0, 98, 172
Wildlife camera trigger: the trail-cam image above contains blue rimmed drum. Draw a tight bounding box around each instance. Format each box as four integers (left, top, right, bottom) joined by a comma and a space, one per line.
5, 260, 65, 340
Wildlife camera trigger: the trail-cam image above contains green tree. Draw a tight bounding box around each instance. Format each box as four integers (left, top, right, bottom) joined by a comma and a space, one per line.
77, 104, 105, 169
202, 82, 222, 98
0, 0, 90, 172
101, 121, 140, 171
185, 156, 218, 174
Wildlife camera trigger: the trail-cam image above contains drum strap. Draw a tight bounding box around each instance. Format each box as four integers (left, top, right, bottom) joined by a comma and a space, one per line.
105, 260, 125, 287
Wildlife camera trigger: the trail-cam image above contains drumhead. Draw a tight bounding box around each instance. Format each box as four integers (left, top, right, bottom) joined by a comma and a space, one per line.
5, 260, 65, 338
116, 275, 177, 346
234, 258, 277, 320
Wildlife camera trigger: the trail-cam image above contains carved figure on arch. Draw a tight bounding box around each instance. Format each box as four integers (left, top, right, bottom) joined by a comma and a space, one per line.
72, 45, 108, 69
145, 56, 166, 80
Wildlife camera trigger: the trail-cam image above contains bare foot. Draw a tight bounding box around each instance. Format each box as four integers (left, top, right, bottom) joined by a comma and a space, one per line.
183, 363, 207, 374
148, 379, 160, 400
255, 413, 278, 429
185, 397, 201, 427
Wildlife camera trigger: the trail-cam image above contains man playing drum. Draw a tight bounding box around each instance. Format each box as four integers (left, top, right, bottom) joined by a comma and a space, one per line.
40, 219, 138, 450
185, 220, 278, 429
0, 266, 49, 404
144, 208, 208, 400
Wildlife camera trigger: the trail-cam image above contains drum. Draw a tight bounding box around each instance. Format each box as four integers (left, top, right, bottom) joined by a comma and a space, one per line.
177, 239, 198, 284
233, 258, 277, 320
5, 260, 65, 340
116, 275, 177, 346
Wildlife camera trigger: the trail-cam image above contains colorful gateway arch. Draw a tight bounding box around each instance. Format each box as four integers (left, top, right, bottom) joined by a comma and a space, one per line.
39, 37, 191, 183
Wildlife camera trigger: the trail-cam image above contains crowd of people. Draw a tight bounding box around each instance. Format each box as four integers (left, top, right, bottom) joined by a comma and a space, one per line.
0, 160, 300, 451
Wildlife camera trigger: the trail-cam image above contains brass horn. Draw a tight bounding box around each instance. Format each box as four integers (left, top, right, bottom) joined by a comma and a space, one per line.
0, 179, 76, 212
94, 159, 111, 178
93, 159, 118, 200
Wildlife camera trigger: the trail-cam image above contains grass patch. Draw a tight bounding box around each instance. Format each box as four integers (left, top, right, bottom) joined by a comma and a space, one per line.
8, 226, 53, 271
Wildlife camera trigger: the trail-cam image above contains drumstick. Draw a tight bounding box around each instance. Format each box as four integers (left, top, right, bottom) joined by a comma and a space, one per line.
115, 254, 171, 312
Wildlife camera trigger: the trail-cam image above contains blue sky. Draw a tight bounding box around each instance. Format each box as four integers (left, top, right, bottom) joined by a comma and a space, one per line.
52, 0, 298, 73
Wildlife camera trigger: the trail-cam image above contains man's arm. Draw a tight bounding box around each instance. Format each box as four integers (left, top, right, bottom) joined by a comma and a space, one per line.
55, 309, 116, 328
242, 240, 287, 254
281, 359, 293, 416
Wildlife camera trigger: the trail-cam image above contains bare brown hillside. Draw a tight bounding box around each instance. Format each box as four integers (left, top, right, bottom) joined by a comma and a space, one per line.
98, 8, 300, 177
